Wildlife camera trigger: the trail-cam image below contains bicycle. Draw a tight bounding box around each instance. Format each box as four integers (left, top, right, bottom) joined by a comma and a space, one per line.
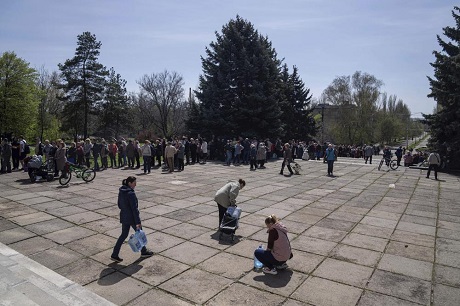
378, 157, 398, 171
59, 162, 96, 185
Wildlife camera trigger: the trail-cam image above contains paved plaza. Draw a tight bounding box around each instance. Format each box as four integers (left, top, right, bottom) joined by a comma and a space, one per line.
0, 157, 459, 305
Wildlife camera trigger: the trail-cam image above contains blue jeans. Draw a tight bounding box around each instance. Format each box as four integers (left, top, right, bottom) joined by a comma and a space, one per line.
254, 248, 284, 269
143, 156, 151, 173
327, 160, 334, 175
112, 223, 147, 257
226, 151, 232, 165
242, 150, 249, 164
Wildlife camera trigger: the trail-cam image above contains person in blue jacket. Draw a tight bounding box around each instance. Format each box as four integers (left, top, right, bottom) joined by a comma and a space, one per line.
111, 176, 153, 262
325, 143, 337, 177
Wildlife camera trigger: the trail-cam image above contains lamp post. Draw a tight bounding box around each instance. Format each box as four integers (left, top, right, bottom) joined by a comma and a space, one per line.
321, 104, 325, 144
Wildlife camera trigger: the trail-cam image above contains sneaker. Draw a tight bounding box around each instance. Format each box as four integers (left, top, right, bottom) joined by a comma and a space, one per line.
262, 267, 278, 275
276, 263, 288, 270
110, 256, 123, 263
141, 249, 154, 257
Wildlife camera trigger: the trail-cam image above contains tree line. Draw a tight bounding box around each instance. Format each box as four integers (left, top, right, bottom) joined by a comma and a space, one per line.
2, 12, 455, 157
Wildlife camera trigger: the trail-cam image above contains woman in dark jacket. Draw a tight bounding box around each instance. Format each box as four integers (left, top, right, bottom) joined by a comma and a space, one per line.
111, 176, 153, 262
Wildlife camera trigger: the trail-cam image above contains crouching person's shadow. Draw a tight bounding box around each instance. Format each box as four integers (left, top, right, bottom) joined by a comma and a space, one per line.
253, 269, 293, 288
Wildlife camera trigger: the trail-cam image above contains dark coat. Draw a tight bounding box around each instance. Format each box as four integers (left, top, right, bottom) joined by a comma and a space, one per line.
118, 185, 141, 225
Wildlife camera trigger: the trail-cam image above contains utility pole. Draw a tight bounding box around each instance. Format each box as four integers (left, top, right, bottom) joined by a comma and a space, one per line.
321, 104, 325, 144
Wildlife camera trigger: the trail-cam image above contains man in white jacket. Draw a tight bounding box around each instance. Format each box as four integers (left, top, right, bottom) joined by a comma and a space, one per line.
426, 151, 441, 180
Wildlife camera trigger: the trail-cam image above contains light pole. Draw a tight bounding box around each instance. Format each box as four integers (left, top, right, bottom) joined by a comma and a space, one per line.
321, 104, 325, 144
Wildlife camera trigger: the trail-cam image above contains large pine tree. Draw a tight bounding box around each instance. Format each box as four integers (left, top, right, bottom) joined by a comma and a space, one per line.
58, 32, 108, 139
279, 64, 316, 140
193, 16, 283, 139
99, 67, 131, 139
426, 6, 460, 169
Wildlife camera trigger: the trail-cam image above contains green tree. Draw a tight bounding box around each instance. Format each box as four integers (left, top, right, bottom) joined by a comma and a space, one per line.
322, 71, 382, 144
98, 67, 131, 139
193, 16, 282, 139
36, 67, 63, 141
425, 6, 460, 169
0, 51, 39, 139
58, 32, 108, 139
279, 64, 316, 140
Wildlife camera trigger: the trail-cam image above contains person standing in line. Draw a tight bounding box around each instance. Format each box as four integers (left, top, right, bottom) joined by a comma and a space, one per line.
155, 139, 163, 167
279, 143, 294, 176
164, 141, 177, 173
249, 144, 257, 171
134, 140, 141, 169
141, 140, 152, 174
35, 138, 44, 157
257, 143, 267, 168
201, 138, 208, 164
55, 140, 67, 178
92, 139, 102, 171
18, 136, 27, 170
325, 143, 337, 177
426, 151, 441, 180
67, 142, 77, 164
176, 141, 185, 171
190, 138, 197, 164
1, 138, 12, 173
111, 176, 153, 262
108, 140, 117, 168
100, 140, 109, 170
126, 140, 135, 169
214, 179, 246, 226
83, 138, 92, 168
364, 144, 374, 164
395, 146, 403, 166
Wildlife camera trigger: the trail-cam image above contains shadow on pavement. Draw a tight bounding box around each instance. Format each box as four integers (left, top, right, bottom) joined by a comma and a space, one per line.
253, 269, 293, 288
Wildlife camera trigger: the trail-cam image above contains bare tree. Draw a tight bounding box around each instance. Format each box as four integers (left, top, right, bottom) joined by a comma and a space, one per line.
137, 71, 186, 138
36, 66, 63, 140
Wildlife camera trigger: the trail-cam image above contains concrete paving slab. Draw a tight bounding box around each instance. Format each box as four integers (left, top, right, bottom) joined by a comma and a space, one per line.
206, 282, 286, 306
385, 240, 434, 262
367, 269, 431, 305
291, 276, 362, 306
313, 258, 374, 287
159, 268, 233, 304
433, 283, 460, 306
378, 253, 433, 281
357, 291, 420, 305
435, 264, 460, 287
0, 157, 459, 305
86, 271, 151, 305
125, 288, 194, 306
342, 233, 388, 252
121, 255, 189, 286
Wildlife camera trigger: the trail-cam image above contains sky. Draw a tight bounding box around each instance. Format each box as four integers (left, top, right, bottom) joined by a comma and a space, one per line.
1, 0, 457, 118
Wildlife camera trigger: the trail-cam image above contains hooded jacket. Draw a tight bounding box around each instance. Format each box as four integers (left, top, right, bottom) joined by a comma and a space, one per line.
118, 185, 141, 225
267, 222, 291, 262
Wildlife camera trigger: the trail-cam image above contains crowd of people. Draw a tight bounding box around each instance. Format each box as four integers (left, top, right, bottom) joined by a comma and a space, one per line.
0, 134, 438, 180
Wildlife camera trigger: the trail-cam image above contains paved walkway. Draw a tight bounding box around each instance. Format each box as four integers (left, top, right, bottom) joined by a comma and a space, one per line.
0, 158, 459, 305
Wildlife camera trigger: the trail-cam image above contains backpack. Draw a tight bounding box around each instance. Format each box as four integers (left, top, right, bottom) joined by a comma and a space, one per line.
24, 144, 30, 154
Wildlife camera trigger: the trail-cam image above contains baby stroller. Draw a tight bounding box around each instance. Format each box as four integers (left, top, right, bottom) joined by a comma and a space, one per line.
219, 206, 242, 242
27, 155, 54, 183
292, 162, 302, 175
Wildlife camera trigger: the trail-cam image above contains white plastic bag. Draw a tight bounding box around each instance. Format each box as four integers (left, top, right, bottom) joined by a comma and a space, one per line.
128, 229, 147, 252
